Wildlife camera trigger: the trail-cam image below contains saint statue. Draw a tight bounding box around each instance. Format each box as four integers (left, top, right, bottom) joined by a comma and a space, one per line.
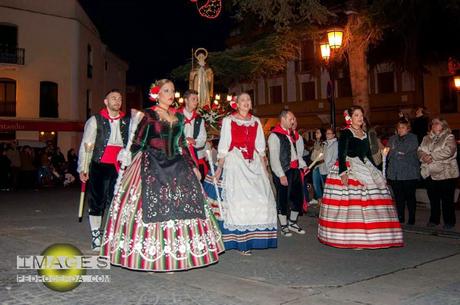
189, 48, 214, 107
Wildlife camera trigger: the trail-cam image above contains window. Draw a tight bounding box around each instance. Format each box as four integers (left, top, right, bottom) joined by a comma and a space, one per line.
301, 82, 316, 101
298, 40, 314, 73
337, 77, 352, 98
0, 24, 22, 65
40, 81, 58, 118
440, 76, 458, 113
377, 72, 395, 94
0, 24, 17, 47
269, 86, 282, 104
87, 44, 93, 78
0, 78, 16, 116
247, 89, 255, 106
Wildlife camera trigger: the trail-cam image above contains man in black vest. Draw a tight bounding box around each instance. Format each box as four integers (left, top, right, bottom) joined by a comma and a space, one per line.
268, 110, 308, 237
78, 89, 130, 251
179, 89, 207, 180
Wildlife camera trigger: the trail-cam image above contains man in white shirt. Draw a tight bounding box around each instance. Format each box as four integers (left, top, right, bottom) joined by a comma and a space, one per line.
78, 89, 130, 251
268, 110, 308, 237
179, 89, 207, 180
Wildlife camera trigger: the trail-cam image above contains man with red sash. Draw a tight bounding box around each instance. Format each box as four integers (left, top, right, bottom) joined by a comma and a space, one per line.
178, 89, 208, 180
268, 110, 308, 237
78, 89, 130, 251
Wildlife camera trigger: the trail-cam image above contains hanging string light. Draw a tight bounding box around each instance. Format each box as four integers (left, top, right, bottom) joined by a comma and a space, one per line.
190, 0, 222, 19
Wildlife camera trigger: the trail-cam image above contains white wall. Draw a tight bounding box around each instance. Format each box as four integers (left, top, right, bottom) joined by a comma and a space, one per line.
0, 0, 128, 154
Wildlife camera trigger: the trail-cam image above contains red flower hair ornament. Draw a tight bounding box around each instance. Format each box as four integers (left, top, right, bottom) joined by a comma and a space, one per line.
344, 110, 352, 126
229, 95, 237, 110
149, 85, 161, 101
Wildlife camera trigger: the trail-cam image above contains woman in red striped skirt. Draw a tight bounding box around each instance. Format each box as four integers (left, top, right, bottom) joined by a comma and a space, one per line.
318, 106, 403, 249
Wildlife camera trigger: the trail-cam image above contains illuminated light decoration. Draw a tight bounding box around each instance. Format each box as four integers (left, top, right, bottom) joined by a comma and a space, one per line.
327, 29, 343, 49
51, 131, 55, 135
320, 43, 330, 61
226, 95, 232, 102
179, 97, 184, 104
454, 75, 460, 90
215, 94, 220, 100
40, 131, 45, 136
175, 92, 181, 98
191, 0, 222, 19
213, 99, 219, 105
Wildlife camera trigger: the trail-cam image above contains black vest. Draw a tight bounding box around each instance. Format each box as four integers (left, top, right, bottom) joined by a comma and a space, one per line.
273, 132, 296, 173
192, 116, 203, 141
92, 113, 130, 163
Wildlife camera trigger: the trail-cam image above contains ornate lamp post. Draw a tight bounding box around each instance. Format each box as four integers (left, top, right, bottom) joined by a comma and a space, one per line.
320, 28, 343, 130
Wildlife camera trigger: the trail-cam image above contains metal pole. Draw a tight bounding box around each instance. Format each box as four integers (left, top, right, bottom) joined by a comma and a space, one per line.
330, 63, 335, 132
330, 62, 336, 130
326, 62, 336, 130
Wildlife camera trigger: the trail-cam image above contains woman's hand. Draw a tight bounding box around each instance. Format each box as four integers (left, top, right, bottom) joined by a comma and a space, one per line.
214, 167, 222, 181
421, 153, 432, 164
340, 173, 348, 186
193, 167, 202, 181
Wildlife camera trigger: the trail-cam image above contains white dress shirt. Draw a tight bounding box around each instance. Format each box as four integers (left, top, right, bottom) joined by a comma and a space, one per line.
268, 128, 305, 178
183, 108, 207, 159
77, 116, 123, 173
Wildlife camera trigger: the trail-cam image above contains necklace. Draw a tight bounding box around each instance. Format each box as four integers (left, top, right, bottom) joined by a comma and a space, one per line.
156, 105, 169, 112
236, 112, 250, 120
155, 106, 177, 125
349, 125, 362, 131
349, 125, 365, 137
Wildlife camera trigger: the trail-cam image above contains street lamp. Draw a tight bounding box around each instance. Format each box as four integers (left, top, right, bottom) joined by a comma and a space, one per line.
327, 29, 343, 49
320, 28, 343, 130
320, 43, 331, 62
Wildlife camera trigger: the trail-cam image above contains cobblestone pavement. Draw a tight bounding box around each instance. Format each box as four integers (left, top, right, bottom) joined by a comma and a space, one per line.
0, 188, 459, 305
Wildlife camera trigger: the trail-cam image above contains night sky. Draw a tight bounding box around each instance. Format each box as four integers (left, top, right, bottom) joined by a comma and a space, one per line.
79, 0, 233, 89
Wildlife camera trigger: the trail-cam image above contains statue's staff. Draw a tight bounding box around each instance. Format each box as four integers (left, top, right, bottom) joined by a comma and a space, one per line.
78, 142, 94, 222
206, 149, 224, 218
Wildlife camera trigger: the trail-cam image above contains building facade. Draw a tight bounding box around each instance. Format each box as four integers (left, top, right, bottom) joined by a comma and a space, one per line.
0, 0, 128, 153
228, 40, 460, 136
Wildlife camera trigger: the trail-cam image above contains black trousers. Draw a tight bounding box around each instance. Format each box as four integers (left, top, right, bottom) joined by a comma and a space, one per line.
273, 168, 303, 216
426, 177, 457, 226
388, 179, 417, 224
87, 161, 118, 216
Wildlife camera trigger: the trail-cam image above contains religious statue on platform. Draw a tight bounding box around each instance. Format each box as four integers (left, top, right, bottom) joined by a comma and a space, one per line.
189, 48, 214, 108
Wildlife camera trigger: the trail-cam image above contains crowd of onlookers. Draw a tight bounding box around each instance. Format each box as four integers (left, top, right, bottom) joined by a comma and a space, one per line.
0, 140, 78, 191
299, 106, 460, 229
2, 106, 459, 229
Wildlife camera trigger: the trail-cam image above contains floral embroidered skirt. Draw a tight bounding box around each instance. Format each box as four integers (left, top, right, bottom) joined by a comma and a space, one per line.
318, 158, 404, 249
101, 153, 224, 272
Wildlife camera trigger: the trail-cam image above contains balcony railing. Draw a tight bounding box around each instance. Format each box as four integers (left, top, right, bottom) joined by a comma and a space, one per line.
0, 101, 16, 117
0, 47, 25, 65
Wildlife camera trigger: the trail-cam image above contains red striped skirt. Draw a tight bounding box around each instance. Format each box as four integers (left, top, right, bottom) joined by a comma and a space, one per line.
101, 153, 224, 272
318, 160, 403, 249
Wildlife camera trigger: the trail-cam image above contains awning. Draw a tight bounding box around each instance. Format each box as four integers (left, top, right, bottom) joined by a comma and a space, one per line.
0, 118, 84, 132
